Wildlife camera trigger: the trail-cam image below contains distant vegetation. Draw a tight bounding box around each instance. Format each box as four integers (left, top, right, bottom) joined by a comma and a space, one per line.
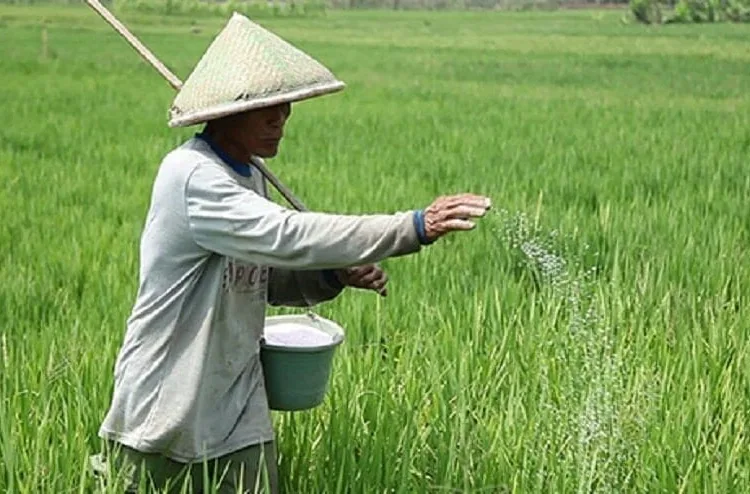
630, 0, 750, 24
2, 0, 747, 23
0, 0, 628, 15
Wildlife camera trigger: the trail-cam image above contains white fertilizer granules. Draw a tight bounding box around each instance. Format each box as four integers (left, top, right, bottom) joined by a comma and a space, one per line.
264, 322, 334, 347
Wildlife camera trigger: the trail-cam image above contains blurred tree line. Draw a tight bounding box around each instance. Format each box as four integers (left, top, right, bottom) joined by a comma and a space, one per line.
0, 0, 628, 11
0, 0, 746, 21
629, 0, 749, 22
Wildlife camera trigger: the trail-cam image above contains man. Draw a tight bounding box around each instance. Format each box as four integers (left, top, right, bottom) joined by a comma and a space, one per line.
91, 12, 491, 494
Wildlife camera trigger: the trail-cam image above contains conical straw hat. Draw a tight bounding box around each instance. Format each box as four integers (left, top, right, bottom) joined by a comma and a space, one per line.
168, 12, 345, 128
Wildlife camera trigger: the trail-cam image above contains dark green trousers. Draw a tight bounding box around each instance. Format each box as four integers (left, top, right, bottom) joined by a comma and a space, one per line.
90, 440, 279, 494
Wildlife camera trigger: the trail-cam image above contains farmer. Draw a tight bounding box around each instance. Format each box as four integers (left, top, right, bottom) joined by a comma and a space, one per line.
91, 12, 491, 494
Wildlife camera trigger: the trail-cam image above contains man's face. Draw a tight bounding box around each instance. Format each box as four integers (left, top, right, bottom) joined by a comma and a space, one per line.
229, 103, 292, 158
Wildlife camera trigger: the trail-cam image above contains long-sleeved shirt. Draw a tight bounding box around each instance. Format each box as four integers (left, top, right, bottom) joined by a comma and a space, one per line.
98, 134, 426, 462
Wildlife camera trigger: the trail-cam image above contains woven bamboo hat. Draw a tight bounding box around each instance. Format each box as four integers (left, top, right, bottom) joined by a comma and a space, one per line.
168, 12, 345, 128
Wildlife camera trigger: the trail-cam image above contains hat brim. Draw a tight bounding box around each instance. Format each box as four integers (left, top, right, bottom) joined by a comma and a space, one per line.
168, 80, 345, 128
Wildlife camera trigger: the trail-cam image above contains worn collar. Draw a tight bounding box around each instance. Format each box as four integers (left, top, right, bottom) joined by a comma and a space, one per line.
195, 131, 252, 177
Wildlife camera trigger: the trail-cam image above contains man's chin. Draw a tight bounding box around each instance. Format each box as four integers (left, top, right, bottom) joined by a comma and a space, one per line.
255, 146, 279, 159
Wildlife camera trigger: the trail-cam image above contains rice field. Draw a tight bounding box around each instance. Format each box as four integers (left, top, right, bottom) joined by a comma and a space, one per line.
2, 3, 750, 493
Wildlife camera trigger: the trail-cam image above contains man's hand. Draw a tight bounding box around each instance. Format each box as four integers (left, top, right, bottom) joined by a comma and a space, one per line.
423, 194, 492, 242
335, 264, 388, 297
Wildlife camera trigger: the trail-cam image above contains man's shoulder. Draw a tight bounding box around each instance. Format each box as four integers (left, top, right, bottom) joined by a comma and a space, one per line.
156, 138, 223, 184
154, 138, 257, 200
162, 137, 216, 168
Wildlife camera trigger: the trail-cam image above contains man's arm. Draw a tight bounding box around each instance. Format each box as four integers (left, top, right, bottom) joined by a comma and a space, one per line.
184, 162, 427, 270
266, 268, 345, 307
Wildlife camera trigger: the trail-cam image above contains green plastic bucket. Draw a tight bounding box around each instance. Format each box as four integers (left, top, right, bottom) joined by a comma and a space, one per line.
260, 313, 344, 412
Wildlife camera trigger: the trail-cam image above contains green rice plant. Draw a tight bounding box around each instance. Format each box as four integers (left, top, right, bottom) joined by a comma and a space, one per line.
1, 4, 750, 493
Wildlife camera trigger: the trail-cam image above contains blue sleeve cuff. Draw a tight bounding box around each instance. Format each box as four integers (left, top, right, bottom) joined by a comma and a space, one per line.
322, 269, 345, 290
413, 209, 433, 245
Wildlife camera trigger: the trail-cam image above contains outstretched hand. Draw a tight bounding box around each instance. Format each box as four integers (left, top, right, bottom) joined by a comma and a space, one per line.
422, 193, 492, 242
335, 264, 388, 297
331, 193, 491, 297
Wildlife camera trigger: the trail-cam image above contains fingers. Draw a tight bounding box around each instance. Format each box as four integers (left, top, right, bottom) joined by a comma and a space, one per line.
345, 265, 376, 281
426, 195, 491, 217
370, 271, 388, 295
441, 218, 476, 231
357, 267, 384, 287
341, 265, 388, 296
442, 194, 492, 210
434, 204, 488, 222
355, 268, 388, 291
423, 193, 491, 241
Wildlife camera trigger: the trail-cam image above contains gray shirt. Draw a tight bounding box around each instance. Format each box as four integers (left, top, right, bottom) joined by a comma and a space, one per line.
98, 136, 423, 462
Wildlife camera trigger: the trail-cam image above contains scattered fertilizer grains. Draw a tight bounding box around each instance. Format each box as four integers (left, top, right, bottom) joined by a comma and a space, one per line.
264, 323, 334, 347
2, 4, 750, 494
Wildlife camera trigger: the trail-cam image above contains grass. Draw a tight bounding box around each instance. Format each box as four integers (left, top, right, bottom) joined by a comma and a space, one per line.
1, 3, 750, 492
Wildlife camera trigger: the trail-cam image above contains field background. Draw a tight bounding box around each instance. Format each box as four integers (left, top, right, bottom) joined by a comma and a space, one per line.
1, 2, 750, 493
